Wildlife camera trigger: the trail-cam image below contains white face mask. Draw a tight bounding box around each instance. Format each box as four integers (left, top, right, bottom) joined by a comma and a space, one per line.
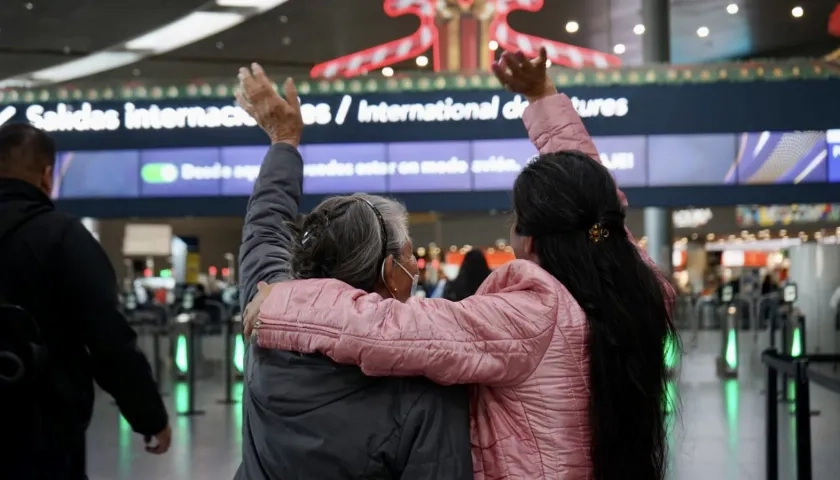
381, 258, 419, 299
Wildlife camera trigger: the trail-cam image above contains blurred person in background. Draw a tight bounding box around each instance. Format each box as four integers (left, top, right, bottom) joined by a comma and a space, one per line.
245, 49, 676, 480
442, 249, 492, 301
0, 123, 170, 480
234, 64, 471, 480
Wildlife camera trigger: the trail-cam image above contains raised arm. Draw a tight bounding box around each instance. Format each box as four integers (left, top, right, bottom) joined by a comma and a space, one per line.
495, 48, 675, 306
238, 143, 302, 306
255, 260, 560, 386
234, 65, 305, 306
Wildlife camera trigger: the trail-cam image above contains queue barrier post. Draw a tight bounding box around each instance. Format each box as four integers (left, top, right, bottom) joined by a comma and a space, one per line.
717, 304, 739, 378
793, 359, 812, 480
765, 349, 778, 480
780, 317, 791, 403
176, 313, 205, 417
217, 315, 241, 405
762, 351, 840, 480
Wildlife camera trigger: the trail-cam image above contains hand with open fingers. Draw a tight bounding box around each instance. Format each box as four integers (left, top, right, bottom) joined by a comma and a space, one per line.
235, 63, 303, 146
243, 281, 274, 338
491, 47, 557, 103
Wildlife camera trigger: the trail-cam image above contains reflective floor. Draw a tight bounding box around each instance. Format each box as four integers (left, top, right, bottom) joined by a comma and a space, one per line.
87, 332, 840, 480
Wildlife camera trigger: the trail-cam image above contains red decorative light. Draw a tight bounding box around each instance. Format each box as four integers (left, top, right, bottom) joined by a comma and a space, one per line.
829, 3, 840, 37
310, 0, 439, 78
221, 267, 231, 279
143, 268, 152, 278
208, 266, 218, 276
489, 0, 620, 69
310, 0, 620, 79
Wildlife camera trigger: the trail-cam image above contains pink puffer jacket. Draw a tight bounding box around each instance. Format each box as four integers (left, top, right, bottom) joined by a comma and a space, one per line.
254, 94, 673, 479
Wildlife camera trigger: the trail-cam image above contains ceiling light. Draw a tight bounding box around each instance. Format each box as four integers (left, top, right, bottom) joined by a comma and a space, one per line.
216, 0, 289, 11
565, 21, 579, 33
545, 59, 552, 67
697, 26, 710, 38
30, 52, 143, 83
633, 24, 645, 35
791, 6, 803, 18
126, 12, 243, 53
488, 40, 499, 50
613, 43, 626, 54
726, 3, 739, 14
382, 67, 394, 77
0, 0, 291, 86
415, 55, 429, 67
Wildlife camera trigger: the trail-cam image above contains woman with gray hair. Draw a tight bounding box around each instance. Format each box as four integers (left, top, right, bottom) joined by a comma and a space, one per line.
288, 194, 419, 301
234, 64, 471, 480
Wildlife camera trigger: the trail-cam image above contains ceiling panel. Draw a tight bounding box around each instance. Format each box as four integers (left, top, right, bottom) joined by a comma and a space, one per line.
0, 0, 836, 87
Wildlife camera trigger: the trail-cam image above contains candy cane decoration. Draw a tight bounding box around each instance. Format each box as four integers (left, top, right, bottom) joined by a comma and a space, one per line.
309, 0, 619, 79
489, 0, 621, 69
310, 0, 438, 78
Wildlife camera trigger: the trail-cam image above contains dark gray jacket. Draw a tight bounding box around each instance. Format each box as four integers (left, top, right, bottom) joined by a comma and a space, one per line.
235, 143, 473, 480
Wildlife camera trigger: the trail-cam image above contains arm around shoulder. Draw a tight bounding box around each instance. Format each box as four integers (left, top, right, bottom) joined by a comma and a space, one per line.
257, 260, 559, 386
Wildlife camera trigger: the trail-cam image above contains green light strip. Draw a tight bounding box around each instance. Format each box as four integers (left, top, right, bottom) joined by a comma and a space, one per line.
234, 334, 245, 374
175, 334, 189, 375
790, 327, 802, 357
725, 328, 738, 371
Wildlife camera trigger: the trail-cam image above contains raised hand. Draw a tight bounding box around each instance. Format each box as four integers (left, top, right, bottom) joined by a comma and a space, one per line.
236, 63, 303, 146
491, 47, 558, 103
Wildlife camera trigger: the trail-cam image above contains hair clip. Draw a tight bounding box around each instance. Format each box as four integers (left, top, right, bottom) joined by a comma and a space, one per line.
588, 223, 610, 244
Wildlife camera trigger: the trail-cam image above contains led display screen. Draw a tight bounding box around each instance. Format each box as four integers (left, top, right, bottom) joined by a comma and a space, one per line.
828, 129, 840, 182
647, 134, 738, 186
304, 143, 388, 194
387, 141, 473, 192
54, 150, 140, 198
736, 131, 828, 184
470, 139, 535, 191
140, 148, 222, 197
50, 131, 834, 200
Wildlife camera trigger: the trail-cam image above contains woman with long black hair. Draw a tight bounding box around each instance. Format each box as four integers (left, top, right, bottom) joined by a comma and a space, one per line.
442, 249, 492, 301
245, 49, 677, 480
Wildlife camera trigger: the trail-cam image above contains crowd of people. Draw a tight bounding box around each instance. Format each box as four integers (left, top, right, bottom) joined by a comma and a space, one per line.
0, 47, 676, 480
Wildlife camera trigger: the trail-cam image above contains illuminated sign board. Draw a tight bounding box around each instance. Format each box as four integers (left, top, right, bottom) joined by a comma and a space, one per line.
21, 93, 630, 135
50, 130, 835, 200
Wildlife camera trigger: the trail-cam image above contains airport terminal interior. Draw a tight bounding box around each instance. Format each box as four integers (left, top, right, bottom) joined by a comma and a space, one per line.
3, 0, 840, 479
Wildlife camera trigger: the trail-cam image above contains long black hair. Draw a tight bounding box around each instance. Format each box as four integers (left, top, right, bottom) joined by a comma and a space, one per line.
444, 249, 492, 301
512, 151, 676, 480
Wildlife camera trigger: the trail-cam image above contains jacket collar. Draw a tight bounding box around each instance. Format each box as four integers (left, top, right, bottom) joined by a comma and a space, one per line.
0, 178, 54, 207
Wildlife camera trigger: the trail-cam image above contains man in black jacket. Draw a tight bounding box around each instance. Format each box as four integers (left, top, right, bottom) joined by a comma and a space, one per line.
0, 123, 170, 479
235, 65, 472, 479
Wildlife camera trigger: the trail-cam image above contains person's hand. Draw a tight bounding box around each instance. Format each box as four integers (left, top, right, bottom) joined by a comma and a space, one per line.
236, 63, 303, 147
243, 281, 273, 338
145, 424, 172, 454
491, 47, 557, 103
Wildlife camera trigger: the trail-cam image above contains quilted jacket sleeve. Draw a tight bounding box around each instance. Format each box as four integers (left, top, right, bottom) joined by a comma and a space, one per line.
256, 260, 559, 387
522, 94, 676, 309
